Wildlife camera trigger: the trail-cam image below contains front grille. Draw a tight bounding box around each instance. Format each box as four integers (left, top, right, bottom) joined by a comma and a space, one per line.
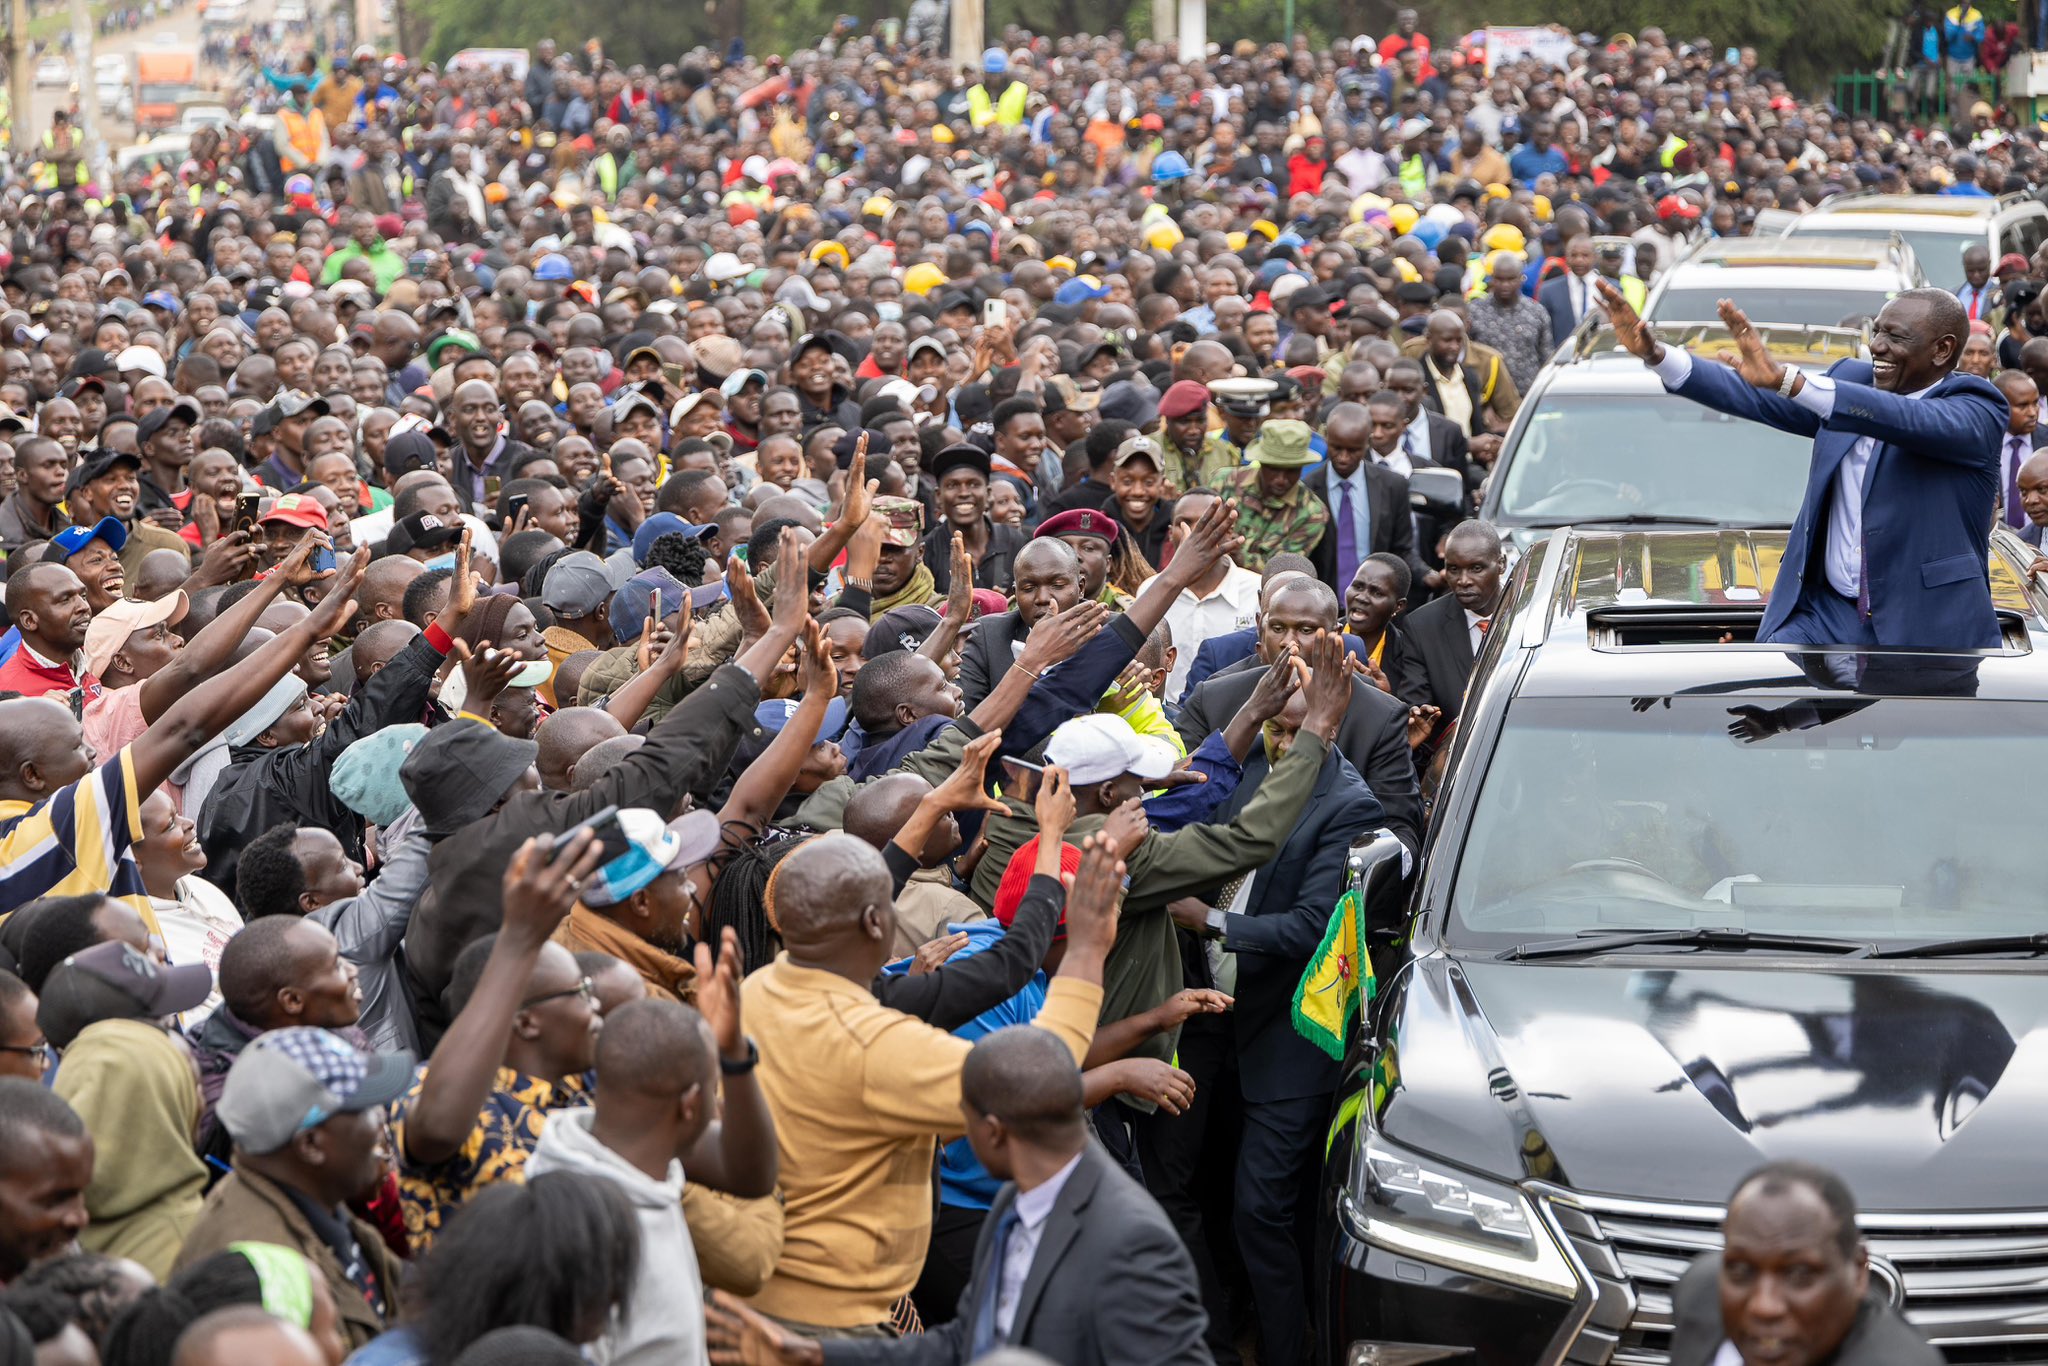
1536, 1187, 2048, 1365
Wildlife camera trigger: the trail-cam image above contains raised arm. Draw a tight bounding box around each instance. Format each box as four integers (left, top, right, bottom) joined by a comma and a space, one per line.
139, 530, 301, 722
129, 548, 368, 795
680, 928, 778, 1198
400, 832, 602, 1167
807, 442, 876, 575
1598, 279, 1821, 438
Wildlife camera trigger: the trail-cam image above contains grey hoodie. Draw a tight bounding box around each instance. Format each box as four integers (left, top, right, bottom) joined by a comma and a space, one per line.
527, 1107, 708, 1366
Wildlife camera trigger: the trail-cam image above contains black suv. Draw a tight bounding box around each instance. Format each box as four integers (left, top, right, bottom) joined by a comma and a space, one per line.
1319, 527, 2048, 1366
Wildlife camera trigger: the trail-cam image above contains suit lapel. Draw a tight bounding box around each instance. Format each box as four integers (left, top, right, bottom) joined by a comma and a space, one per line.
1009, 1148, 1103, 1339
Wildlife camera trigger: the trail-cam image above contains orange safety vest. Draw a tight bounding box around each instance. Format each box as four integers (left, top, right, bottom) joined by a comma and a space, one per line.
279, 106, 322, 164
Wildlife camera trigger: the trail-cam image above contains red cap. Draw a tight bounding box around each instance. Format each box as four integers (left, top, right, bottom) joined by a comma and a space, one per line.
993, 837, 1083, 928
1035, 507, 1121, 545
1158, 379, 1212, 419
1140, 113, 1164, 130
259, 492, 330, 531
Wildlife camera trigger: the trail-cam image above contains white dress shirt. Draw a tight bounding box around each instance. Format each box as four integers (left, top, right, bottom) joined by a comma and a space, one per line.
1650, 347, 1936, 602
993, 1150, 1085, 1337
1465, 606, 1488, 657
1164, 560, 1262, 700
1567, 270, 1594, 322
1384, 426, 1421, 478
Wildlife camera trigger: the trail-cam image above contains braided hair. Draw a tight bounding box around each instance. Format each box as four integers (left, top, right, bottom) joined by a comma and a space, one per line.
705, 830, 813, 973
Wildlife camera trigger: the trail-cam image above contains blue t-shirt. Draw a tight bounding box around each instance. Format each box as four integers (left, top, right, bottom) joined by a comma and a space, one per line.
1508, 143, 1571, 183
879, 920, 1045, 1211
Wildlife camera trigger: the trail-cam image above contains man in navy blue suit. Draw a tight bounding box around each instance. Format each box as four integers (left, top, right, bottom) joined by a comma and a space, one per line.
1599, 280, 2005, 650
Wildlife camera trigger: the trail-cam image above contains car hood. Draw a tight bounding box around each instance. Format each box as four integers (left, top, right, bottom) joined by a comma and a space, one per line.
1374, 954, 2048, 1211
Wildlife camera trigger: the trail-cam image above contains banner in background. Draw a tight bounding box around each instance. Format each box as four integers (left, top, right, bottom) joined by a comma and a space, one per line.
1485, 26, 1575, 76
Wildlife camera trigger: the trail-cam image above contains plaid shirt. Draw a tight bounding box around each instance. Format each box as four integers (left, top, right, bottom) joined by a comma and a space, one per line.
1227, 467, 1329, 572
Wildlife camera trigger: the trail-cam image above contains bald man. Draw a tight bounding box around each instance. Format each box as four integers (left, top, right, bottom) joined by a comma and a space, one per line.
346, 619, 419, 690
350, 555, 426, 635
171, 1307, 328, 1366
534, 707, 626, 792
706, 1025, 1209, 1365
738, 834, 1119, 1334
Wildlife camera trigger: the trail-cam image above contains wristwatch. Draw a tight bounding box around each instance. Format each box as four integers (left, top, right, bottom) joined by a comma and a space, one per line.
719, 1037, 760, 1076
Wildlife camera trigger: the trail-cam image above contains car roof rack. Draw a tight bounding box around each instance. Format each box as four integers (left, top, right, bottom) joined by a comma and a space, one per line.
1561, 320, 1869, 365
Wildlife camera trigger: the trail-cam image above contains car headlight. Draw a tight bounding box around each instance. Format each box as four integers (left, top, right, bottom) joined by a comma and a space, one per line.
1341, 1126, 1579, 1299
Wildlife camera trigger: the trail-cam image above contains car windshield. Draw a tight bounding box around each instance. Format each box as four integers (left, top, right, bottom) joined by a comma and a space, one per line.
1446, 696, 2044, 948
1492, 394, 1809, 525
1650, 287, 1893, 329
1795, 225, 1977, 289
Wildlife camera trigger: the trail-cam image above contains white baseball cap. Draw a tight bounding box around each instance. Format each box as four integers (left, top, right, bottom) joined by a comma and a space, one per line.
1044, 714, 1178, 787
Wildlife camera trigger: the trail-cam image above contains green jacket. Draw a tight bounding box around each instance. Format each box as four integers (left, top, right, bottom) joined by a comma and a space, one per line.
321, 237, 407, 293
971, 731, 1332, 1064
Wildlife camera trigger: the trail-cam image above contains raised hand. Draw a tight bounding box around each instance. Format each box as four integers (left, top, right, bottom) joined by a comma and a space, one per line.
769, 526, 808, 630
1301, 630, 1352, 741
306, 546, 369, 638
1714, 298, 1789, 391
1059, 832, 1126, 960
453, 640, 523, 715
691, 927, 747, 1058
1595, 277, 1658, 362
1034, 763, 1076, 841
501, 830, 604, 946
836, 439, 876, 532
191, 527, 257, 587
924, 730, 1010, 816
1016, 599, 1111, 676
1100, 795, 1149, 858
443, 527, 478, 624
728, 553, 769, 639
946, 531, 974, 619
1162, 494, 1242, 585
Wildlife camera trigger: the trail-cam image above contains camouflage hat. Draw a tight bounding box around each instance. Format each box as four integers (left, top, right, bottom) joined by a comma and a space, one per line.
872, 496, 924, 548
1246, 419, 1315, 470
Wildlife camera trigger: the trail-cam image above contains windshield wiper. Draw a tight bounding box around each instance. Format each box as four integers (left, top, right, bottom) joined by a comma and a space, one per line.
1495, 927, 1875, 962
1512, 514, 1732, 529
1866, 932, 2048, 960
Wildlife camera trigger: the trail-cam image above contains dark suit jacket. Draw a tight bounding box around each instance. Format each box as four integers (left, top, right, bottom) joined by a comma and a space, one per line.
1183, 631, 1375, 707
2024, 521, 2046, 547
958, 608, 1028, 711
1667, 1255, 1943, 1366
822, 1142, 1209, 1366
1176, 664, 1421, 855
1219, 746, 1383, 1101
1305, 462, 1421, 592
1403, 591, 1479, 727
1538, 273, 1593, 346
1671, 356, 2004, 649
1372, 621, 1429, 707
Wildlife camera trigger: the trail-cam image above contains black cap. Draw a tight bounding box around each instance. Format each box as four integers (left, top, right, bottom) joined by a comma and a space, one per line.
935, 288, 977, 314
864, 604, 943, 659
38, 941, 213, 1050
927, 443, 991, 484
390, 511, 464, 554
1395, 280, 1439, 305
135, 399, 201, 444
67, 347, 116, 380
65, 447, 141, 494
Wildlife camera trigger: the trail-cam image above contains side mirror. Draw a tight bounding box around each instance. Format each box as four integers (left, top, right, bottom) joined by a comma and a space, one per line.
1408, 465, 1466, 515
1348, 828, 1409, 899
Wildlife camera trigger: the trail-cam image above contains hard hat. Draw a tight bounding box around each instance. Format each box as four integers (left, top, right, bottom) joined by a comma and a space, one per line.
904, 262, 946, 296
1151, 150, 1191, 183
1388, 203, 1420, 235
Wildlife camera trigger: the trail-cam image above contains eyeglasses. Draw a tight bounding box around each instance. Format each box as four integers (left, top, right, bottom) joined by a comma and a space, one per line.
0, 1041, 52, 1068
519, 977, 595, 1011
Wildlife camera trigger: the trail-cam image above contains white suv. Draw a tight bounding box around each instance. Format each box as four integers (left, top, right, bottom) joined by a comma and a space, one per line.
1782, 191, 2048, 291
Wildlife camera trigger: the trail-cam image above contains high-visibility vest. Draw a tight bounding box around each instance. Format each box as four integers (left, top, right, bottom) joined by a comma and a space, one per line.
279, 106, 322, 164
1399, 152, 1428, 200
967, 80, 1027, 128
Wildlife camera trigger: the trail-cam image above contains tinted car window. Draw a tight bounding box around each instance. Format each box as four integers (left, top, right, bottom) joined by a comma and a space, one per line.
1447, 695, 2043, 947
1493, 395, 1809, 525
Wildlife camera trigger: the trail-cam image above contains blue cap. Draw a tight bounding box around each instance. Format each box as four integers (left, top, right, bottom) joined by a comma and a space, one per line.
1053, 277, 1110, 307
631, 512, 715, 566
535, 252, 573, 281
756, 695, 849, 743
608, 566, 690, 645
48, 515, 127, 558
582, 809, 721, 907
983, 46, 1007, 74
141, 290, 181, 314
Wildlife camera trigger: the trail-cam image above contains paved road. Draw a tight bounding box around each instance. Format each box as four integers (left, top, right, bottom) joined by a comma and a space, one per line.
27, 0, 274, 157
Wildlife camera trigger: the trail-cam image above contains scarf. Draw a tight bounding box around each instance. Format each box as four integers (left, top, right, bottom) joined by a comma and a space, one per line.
868, 562, 938, 619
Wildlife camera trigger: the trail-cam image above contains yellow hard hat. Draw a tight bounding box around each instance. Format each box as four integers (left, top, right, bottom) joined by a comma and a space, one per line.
1249, 219, 1279, 241
1531, 194, 1554, 222
1224, 232, 1248, 252
1046, 255, 1077, 273
861, 194, 895, 219
1145, 219, 1184, 251
1392, 258, 1422, 283
1388, 203, 1420, 235
1484, 182, 1511, 200
809, 241, 851, 269
904, 262, 946, 296
932, 125, 955, 144
1480, 223, 1526, 253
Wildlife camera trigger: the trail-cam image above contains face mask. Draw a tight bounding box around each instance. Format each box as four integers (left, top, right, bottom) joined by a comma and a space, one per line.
876, 300, 903, 323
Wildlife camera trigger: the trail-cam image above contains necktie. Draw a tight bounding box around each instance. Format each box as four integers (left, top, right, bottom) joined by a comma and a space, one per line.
1335, 476, 1360, 593
2008, 437, 2028, 529
970, 1204, 1023, 1358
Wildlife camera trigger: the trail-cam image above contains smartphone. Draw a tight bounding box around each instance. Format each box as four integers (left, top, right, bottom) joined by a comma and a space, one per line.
983, 298, 1007, 330
505, 492, 529, 527
1000, 757, 1044, 804
484, 476, 502, 501
550, 803, 632, 865
311, 546, 336, 574
233, 494, 261, 535
408, 256, 429, 278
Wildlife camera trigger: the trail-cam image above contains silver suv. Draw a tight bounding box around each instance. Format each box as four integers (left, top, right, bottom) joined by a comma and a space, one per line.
1782, 191, 2048, 291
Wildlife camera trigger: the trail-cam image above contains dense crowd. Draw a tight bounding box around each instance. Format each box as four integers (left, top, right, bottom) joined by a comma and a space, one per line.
0, 7, 2013, 1365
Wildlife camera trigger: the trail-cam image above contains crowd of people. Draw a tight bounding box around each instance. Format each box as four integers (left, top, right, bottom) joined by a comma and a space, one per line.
0, 6, 2011, 1365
